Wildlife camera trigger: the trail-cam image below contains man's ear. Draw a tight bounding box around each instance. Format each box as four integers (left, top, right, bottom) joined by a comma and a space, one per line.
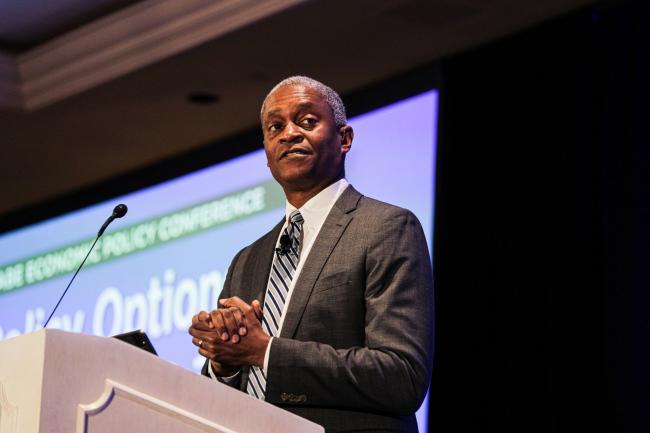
340, 125, 353, 154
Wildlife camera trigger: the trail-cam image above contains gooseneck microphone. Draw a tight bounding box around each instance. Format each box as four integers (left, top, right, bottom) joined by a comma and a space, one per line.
43, 204, 128, 328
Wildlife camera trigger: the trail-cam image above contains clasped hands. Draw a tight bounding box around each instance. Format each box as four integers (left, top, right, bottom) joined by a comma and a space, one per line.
188, 296, 270, 376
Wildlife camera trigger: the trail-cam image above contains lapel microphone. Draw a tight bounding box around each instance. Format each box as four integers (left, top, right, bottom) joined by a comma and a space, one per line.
43, 204, 128, 328
276, 234, 292, 256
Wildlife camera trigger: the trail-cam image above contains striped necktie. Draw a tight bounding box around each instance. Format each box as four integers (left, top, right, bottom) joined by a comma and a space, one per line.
247, 210, 304, 399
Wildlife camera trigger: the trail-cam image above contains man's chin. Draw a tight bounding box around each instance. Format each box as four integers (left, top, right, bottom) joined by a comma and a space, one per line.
275, 172, 320, 192
273, 167, 310, 184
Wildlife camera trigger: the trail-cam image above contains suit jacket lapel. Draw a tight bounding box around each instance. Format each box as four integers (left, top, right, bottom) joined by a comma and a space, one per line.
234, 221, 282, 392
280, 186, 363, 339
247, 220, 284, 303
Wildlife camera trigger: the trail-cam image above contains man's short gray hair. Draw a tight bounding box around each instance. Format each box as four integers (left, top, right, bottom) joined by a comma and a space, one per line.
260, 76, 347, 128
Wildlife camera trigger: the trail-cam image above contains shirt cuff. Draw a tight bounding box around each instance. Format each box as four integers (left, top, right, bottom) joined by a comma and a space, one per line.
263, 337, 273, 372
207, 359, 240, 384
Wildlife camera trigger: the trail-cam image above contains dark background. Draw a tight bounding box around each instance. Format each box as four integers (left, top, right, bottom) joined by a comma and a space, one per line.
2, 1, 649, 432
432, 1, 649, 432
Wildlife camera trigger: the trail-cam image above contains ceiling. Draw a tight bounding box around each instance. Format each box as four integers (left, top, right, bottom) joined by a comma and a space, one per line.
0, 0, 595, 220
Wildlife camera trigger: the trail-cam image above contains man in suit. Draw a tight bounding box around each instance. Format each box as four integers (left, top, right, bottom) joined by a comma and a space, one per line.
188, 76, 434, 433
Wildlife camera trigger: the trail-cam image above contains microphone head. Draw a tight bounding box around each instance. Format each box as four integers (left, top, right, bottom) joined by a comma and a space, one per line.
276, 234, 292, 256
112, 204, 128, 218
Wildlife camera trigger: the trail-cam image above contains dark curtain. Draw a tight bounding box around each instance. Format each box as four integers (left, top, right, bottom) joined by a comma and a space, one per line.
431, 1, 650, 432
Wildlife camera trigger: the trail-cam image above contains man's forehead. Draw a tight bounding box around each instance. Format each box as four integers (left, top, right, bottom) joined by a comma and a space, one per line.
263, 85, 326, 117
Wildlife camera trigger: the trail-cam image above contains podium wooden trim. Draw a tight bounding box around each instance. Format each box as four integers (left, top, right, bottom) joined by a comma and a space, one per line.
76, 379, 242, 433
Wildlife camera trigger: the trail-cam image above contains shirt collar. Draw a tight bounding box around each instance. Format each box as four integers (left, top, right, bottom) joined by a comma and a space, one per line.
284, 178, 349, 228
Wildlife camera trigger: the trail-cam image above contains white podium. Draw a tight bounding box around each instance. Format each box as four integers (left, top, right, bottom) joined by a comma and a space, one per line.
0, 329, 323, 433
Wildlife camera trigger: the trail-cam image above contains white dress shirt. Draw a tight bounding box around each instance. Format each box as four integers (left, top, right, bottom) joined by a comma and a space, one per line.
208, 179, 350, 380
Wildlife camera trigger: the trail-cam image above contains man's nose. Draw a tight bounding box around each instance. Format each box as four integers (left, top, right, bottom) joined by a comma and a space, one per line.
279, 122, 303, 144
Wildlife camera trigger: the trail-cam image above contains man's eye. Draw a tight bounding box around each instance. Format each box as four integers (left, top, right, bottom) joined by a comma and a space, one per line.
268, 123, 283, 132
301, 118, 317, 128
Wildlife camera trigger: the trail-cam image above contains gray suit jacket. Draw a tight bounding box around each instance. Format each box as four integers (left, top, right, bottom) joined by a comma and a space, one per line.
204, 186, 434, 433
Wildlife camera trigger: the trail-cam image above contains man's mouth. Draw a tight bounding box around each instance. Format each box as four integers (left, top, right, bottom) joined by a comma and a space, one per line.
280, 148, 311, 159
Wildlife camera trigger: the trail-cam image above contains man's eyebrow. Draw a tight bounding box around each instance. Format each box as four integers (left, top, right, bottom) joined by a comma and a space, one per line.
264, 102, 319, 122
